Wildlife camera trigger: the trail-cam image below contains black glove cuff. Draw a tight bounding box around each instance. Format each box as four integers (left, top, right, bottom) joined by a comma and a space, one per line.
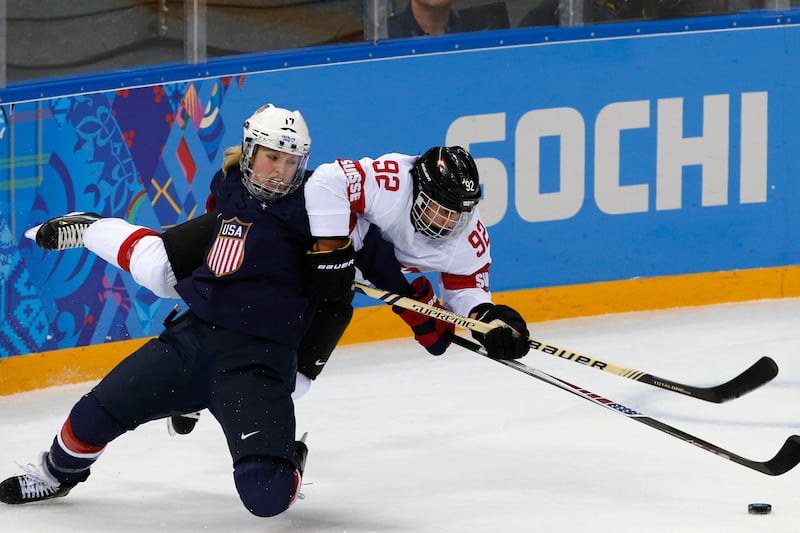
470, 302, 495, 321
470, 303, 529, 337
469, 303, 494, 343
306, 239, 356, 302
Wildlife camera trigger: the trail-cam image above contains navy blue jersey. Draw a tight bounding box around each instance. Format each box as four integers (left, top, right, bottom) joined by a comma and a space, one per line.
176, 168, 316, 348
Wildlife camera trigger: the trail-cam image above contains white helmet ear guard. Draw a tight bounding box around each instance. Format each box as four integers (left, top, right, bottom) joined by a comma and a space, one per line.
240, 104, 312, 202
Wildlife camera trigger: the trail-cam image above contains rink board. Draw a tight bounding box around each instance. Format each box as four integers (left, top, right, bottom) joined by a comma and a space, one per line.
2, 265, 798, 395
1, 11, 800, 386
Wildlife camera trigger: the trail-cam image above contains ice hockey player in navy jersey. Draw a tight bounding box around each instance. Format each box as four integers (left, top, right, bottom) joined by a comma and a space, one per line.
0, 104, 328, 517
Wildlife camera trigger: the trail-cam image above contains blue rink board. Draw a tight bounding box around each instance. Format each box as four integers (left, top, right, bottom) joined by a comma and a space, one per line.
1, 12, 799, 354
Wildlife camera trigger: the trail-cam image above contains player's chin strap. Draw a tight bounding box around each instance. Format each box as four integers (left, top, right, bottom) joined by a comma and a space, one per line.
352, 282, 778, 404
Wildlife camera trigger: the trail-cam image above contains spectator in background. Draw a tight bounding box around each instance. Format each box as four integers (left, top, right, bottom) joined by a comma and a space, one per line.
388, 0, 509, 37
519, 0, 644, 27
518, 0, 737, 27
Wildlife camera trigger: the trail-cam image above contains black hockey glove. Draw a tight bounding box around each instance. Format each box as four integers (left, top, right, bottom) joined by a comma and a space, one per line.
392, 276, 454, 355
306, 239, 356, 302
470, 303, 530, 360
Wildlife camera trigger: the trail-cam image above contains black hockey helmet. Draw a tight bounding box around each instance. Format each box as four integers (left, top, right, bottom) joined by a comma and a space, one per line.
410, 146, 481, 240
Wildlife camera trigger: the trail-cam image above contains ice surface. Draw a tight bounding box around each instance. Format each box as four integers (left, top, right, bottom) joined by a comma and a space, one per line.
1, 298, 799, 532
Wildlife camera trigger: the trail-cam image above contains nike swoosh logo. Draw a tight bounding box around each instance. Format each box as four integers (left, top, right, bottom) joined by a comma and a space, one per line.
240, 431, 260, 440
314, 359, 326, 366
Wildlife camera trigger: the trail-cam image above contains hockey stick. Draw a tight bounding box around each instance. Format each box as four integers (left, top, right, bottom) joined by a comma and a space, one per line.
447, 333, 800, 476
353, 282, 778, 403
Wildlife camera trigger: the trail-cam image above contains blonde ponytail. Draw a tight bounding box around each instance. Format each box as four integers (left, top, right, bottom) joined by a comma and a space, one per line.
221, 145, 243, 176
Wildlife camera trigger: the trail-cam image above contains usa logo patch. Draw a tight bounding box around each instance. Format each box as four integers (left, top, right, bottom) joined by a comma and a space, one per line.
207, 217, 252, 277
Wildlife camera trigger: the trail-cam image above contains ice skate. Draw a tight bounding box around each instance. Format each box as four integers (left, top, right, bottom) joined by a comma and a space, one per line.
0, 452, 85, 504
295, 432, 309, 473
25, 211, 102, 250
167, 410, 203, 436
294, 432, 309, 501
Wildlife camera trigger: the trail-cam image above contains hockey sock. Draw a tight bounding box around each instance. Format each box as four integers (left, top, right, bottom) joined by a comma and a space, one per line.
83, 218, 159, 271
48, 393, 126, 485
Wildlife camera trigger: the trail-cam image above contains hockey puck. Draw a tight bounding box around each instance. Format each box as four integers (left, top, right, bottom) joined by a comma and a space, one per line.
748, 503, 772, 515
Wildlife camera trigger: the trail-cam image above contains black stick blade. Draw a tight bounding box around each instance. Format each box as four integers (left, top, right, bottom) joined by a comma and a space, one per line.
754, 435, 800, 476
703, 356, 779, 403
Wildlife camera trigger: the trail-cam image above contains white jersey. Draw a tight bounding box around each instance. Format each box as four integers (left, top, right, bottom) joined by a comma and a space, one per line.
304, 153, 493, 317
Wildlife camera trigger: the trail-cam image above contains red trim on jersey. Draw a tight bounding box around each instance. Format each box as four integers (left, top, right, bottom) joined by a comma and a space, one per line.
205, 193, 217, 212
60, 418, 105, 455
117, 228, 160, 272
289, 469, 302, 506
441, 263, 491, 292
335, 158, 367, 234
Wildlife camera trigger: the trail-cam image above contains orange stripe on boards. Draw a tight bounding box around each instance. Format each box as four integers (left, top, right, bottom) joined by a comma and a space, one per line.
0, 338, 150, 396
3, 266, 800, 396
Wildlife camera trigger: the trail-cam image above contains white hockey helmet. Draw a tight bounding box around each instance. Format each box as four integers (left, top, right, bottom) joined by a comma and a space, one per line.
240, 103, 311, 202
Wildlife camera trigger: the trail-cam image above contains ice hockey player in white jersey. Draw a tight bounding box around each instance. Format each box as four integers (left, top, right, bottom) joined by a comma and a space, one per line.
305, 145, 530, 360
